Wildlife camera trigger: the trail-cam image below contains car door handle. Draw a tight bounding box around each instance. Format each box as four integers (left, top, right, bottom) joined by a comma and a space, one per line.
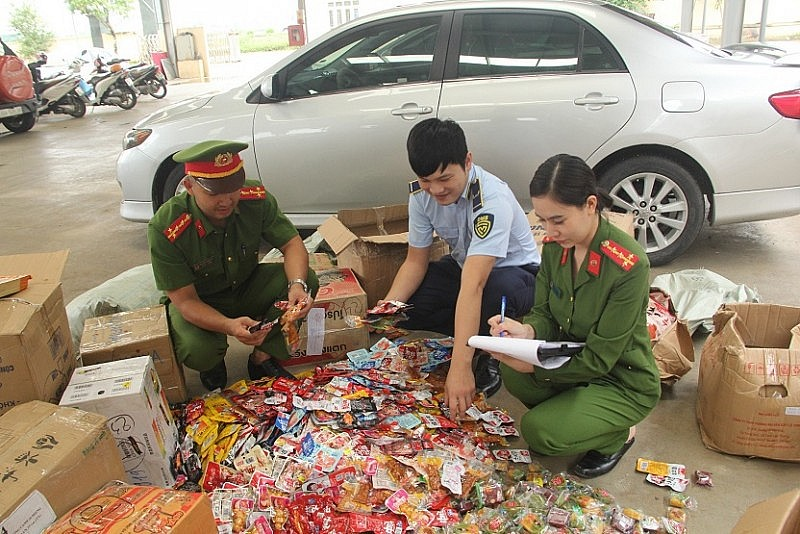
574, 93, 620, 108
391, 105, 434, 117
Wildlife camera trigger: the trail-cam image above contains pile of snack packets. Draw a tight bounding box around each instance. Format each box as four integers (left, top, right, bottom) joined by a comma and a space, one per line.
169, 303, 699, 534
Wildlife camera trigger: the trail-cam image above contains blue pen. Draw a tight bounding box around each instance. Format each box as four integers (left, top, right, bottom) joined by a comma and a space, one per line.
499, 295, 507, 336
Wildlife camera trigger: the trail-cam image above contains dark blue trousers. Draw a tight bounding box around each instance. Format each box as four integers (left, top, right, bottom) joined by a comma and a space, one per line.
400, 255, 538, 336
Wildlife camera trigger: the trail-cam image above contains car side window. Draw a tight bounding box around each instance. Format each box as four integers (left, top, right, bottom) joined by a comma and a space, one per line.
458, 12, 621, 77
284, 16, 441, 98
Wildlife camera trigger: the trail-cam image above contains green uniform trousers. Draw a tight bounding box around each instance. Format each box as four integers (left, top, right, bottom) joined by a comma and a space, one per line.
501, 363, 654, 456
166, 263, 319, 372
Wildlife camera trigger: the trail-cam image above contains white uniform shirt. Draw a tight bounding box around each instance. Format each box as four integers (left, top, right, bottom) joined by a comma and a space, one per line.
408, 164, 540, 268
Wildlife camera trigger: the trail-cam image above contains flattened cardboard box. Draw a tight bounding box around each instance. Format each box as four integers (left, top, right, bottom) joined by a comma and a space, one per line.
0, 250, 75, 416
0, 401, 126, 533
697, 303, 800, 461
732, 488, 800, 534
60, 356, 179, 487
319, 204, 449, 307
44, 483, 216, 533
79, 305, 188, 404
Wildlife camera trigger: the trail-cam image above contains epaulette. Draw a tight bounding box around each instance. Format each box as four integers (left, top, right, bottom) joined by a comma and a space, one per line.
240, 185, 267, 200
164, 213, 192, 243
600, 239, 638, 272
408, 179, 422, 194
468, 179, 482, 212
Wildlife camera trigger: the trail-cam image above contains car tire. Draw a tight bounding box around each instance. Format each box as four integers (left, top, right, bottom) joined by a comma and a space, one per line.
598, 155, 705, 267
158, 164, 188, 209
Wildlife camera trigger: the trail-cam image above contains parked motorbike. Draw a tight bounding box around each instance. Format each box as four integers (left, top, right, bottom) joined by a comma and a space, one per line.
126, 62, 167, 99
76, 60, 138, 110
29, 56, 87, 118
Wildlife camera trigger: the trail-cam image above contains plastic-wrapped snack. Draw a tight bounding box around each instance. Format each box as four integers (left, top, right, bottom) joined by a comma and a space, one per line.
694, 469, 714, 487
668, 491, 698, 510
517, 510, 546, 533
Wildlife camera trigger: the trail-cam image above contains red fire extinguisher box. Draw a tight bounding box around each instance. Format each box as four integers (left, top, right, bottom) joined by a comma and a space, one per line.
288, 25, 305, 47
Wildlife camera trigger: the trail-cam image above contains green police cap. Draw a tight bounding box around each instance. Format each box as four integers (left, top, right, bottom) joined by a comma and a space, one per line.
173, 140, 249, 194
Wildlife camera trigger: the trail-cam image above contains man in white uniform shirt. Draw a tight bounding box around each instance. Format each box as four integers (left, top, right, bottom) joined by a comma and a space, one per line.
382, 118, 541, 419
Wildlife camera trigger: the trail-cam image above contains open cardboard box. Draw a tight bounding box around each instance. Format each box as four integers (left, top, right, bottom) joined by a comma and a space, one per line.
319, 204, 448, 307
732, 488, 800, 534
697, 303, 800, 461
0, 250, 75, 415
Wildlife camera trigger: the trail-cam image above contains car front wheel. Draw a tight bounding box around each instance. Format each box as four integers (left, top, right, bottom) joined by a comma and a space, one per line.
157, 164, 188, 209
599, 156, 705, 267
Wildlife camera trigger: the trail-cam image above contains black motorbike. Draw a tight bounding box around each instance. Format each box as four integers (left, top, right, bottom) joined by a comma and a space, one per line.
125, 62, 168, 99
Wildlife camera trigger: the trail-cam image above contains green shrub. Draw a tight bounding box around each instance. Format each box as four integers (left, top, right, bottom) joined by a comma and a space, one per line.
239, 30, 291, 53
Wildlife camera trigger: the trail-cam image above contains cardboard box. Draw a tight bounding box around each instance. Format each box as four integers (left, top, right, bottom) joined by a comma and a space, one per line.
79, 305, 188, 404
527, 210, 635, 251
286, 268, 370, 367
59, 356, 179, 487
319, 204, 449, 307
0, 401, 127, 534
263, 251, 336, 273
0, 274, 31, 298
0, 250, 75, 416
301, 268, 368, 333
288, 324, 370, 367
44, 483, 217, 533
732, 488, 800, 534
696, 303, 800, 461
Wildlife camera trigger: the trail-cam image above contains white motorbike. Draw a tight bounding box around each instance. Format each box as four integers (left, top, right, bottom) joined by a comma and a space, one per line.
74, 59, 137, 110
32, 70, 87, 118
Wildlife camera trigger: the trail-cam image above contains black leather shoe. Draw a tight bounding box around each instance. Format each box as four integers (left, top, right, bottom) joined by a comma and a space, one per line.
571, 437, 635, 479
199, 360, 227, 391
474, 350, 502, 398
248, 357, 296, 381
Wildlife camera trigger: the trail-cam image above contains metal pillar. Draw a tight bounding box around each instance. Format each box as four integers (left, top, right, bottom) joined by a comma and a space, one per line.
680, 0, 694, 34
158, 0, 178, 75
759, 0, 770, 42
720, 0, 746, 47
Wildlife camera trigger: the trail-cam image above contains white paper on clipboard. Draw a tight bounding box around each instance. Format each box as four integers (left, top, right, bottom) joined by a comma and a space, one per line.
467, 336, 580, 369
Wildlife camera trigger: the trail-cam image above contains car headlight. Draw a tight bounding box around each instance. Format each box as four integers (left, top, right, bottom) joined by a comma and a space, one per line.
123, 129, 152, 150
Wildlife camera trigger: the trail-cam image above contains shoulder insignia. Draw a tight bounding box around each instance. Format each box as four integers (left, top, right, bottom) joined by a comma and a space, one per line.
239, 185, 267, 200
473, 213, 494, 239
587, 250, 602, 276
194, 218, 206, 238
600, 239, 638, 271
468, 179, 483, 212
408, 179, 422, 194
164, 213, 192, 243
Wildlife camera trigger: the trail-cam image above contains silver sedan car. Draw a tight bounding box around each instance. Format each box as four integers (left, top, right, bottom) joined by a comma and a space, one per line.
117, 0, 800, 265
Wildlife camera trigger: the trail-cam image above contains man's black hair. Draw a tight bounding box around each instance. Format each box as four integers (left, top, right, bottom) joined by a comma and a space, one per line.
406, 118, 468, 178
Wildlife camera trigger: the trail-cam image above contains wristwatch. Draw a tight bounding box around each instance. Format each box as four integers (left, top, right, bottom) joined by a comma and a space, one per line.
287, 278, 309, 293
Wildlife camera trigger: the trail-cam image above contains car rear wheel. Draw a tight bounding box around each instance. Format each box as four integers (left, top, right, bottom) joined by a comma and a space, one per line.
599, 156, 705, 266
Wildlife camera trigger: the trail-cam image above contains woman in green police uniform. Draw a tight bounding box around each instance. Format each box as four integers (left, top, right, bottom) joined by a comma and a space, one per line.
487, 154, 661, 478
148, 140, 319, 392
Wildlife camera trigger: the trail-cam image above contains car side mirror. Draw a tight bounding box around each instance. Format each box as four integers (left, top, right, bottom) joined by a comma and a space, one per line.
260, 75, 277, 100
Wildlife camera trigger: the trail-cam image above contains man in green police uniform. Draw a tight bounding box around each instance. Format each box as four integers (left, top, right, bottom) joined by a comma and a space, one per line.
148, 140, 319, 391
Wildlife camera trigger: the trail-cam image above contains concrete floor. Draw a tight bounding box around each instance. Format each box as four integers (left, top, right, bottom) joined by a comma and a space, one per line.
2, 56, 798, 531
